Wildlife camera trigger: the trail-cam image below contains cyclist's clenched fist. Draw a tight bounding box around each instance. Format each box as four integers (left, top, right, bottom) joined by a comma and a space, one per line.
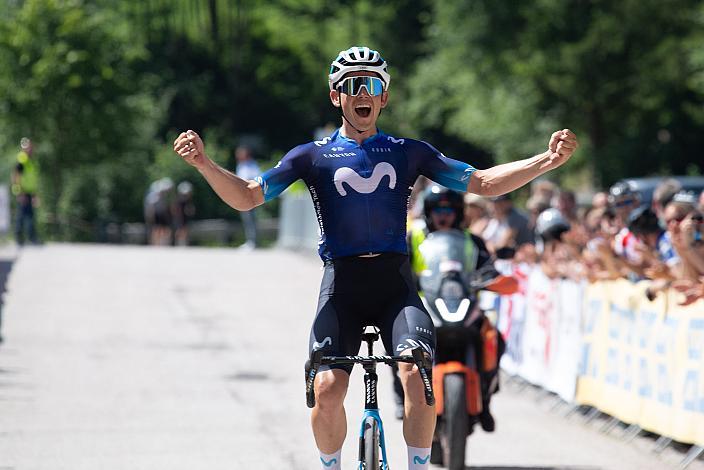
545, 129, 578, 170
174, 130, 207, 169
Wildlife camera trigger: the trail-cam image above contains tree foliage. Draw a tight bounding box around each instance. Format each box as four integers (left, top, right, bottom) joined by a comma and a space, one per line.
0, 0, 702, 240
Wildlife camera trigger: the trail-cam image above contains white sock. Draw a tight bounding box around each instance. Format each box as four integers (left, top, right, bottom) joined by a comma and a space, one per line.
408, 446, 431, 469
319, 448, 341, 470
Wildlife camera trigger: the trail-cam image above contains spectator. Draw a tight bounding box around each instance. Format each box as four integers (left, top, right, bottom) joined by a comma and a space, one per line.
698, 190, 704, 213
628, 207, 676, 268
526, 195, 551, 232
235, 146, 261, 249
530, 179, 558, 202
482, 194, 533, 254
553, 190, 578, 224
583, 207, 624, 282
535, 208, 583, 280
609, 182, 643, 267
144, 178, 174, 246
652, 178, 682, 222
12, 138, 39, 245
463, 192, 490, 237
627, 207, 676, 298
591, 191, 609, 210
608, 182, 640, 229
666, 192, 704, 281
173, 181, 195, 246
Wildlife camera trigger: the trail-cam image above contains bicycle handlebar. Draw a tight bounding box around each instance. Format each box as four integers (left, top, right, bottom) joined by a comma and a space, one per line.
305, 347, 435, 408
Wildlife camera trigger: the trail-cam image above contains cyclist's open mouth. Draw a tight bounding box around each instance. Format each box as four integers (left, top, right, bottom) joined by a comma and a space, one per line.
355, 105, 372, 118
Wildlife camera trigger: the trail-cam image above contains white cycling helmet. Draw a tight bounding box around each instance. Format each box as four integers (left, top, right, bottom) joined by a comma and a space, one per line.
328, 46, 391, 91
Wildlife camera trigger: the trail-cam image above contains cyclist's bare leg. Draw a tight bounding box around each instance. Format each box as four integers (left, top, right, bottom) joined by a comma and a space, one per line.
398, 350, 436, 447
311, 369, 350, 453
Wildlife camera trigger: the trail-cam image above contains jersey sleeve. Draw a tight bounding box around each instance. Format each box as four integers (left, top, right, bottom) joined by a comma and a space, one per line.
412, 141, 475, 192
255, 144, 311, 202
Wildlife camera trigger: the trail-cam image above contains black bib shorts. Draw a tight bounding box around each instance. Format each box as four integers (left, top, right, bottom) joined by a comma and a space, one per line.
309, 253, 435, 374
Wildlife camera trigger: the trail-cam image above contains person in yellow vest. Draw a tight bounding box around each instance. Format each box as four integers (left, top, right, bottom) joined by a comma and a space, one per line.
12, 138, 39, 245
402, 185, 504, 432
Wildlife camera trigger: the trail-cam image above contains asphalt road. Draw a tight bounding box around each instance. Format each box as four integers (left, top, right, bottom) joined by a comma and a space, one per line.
0, 244, 701, 470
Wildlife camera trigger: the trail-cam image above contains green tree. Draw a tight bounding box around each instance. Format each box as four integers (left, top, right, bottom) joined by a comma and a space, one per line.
0, 0, 161, 238
404, 0, 704, 187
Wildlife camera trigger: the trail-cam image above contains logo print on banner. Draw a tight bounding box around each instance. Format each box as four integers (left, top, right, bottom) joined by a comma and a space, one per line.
334, 162, 396, 196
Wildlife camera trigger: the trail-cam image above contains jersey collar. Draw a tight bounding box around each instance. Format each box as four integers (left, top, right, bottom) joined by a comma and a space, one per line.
332, 128, 385, 146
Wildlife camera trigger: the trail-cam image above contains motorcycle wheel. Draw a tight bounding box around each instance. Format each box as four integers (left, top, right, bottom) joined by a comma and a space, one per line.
360, 416, 380, 470
442, 373, 468, 470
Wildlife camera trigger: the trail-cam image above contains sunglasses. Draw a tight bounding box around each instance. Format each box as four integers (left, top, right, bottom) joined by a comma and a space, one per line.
665, 215, 686, 225
432, 207, 456, 215
336, 76, 385, 97
613, 198, 636, 208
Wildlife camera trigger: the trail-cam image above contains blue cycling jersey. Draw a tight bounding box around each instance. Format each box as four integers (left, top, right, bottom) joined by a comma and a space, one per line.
256, 128, 475, 261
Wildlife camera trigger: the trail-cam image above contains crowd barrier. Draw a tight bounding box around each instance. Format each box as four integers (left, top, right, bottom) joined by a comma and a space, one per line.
496, 267, 704, 448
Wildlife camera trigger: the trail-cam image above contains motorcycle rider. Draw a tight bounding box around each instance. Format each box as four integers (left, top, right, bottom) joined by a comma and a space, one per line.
399, 185, 504, 432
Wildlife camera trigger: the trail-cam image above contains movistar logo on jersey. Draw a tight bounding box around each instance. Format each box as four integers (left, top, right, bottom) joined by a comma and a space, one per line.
315, 136, 332, 147
334, 162, 396, 196
313, 337, 332, 349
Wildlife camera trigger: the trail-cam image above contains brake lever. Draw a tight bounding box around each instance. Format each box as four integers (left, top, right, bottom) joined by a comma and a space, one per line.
411, 347, 435, 406
305, 349, 323, 408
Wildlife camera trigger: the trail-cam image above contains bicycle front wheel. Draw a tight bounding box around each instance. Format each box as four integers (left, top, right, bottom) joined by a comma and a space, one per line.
360, 416, 380, 470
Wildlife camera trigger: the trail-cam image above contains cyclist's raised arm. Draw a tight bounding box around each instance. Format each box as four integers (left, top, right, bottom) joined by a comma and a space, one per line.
413, 140, 476, 193
174, 130, 311, 211
468, 129, 578, 197
174, 130, 262, 211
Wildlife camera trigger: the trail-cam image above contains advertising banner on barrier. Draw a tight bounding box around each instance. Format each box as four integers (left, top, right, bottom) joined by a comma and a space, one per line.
498, 268, 582, 402
575, 281, 704, 447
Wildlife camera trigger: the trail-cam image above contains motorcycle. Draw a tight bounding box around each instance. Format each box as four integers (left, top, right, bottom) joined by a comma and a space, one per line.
417, 229, 517, 470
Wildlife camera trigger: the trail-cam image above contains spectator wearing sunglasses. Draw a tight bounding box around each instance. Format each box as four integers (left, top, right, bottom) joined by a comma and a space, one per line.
609, 182, 643, 266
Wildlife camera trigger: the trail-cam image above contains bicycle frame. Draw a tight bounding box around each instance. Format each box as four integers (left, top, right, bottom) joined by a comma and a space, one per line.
305, 329, 434, 469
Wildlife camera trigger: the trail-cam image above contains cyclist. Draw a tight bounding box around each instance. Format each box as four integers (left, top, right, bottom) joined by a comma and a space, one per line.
173, 46, 578, 470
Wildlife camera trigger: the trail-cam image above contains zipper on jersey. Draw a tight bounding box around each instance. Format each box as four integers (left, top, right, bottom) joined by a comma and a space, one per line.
360, 142, 373, 251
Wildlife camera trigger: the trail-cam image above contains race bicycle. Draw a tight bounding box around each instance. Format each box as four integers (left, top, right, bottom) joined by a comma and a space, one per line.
305, 327, 435, 470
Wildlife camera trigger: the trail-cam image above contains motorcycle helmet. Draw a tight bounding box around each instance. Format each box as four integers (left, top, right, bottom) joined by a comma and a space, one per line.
535, 208, 571, 242
423, 185, 464, 232
328, 46, 391, 91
